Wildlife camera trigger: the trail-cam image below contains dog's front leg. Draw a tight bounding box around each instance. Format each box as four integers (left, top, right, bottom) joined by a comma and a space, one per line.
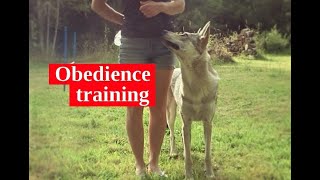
167, 94, 178, 157
203, 119, 214, 178
182, 114, 193, 180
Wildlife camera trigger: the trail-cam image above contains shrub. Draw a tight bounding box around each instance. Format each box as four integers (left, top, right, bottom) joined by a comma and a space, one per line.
255, 26, 289, 53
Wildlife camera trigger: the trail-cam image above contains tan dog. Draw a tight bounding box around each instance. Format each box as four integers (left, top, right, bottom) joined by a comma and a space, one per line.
162, 21, 219, 179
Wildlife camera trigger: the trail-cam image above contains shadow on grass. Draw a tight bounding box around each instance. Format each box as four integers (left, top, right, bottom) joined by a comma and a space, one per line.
233, 52, 269, 61
192, 154, 221, 180
164, 153, 222, 180
212, 57, 237, 66
252, 48, 291, 61
253, 53, 269, 61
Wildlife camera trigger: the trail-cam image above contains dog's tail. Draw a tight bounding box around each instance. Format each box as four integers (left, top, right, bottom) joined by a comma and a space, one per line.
170, 68, 181, 91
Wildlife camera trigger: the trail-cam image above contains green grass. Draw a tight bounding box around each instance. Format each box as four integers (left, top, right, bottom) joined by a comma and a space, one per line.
29, 53, 291, 180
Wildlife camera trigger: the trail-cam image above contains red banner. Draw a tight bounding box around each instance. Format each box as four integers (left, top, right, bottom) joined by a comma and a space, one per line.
49, 64, 156, 106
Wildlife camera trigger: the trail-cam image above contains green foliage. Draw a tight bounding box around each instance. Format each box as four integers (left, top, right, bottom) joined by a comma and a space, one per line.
206, 0, 291, 34
175, 8, 207, 31
255, 26, 290, 53
29, 0, 291, 57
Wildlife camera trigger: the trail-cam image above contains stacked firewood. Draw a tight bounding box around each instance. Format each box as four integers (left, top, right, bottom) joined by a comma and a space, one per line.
225, 28, 257, 56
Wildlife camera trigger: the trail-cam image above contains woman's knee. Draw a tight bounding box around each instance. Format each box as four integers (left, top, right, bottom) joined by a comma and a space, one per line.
150, 105, 166, 119
126, 107, 144, 120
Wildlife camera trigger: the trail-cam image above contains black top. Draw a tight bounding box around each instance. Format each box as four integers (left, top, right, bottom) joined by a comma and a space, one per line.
121, 0, 174, 38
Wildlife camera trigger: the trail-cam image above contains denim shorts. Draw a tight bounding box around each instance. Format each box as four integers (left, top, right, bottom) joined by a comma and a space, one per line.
119, 37, 176, 69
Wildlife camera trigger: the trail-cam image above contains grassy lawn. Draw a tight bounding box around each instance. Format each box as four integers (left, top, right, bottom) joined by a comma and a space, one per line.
29, 54, 291, 180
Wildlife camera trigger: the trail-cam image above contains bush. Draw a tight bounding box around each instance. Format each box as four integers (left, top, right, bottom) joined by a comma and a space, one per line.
255, 26, 289, 53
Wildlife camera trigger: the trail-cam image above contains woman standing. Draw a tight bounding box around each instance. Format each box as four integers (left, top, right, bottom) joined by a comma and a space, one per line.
91, 0, 185, 177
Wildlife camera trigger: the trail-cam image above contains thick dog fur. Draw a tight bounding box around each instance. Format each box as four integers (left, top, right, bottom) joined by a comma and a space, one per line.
162, 21, 219, 179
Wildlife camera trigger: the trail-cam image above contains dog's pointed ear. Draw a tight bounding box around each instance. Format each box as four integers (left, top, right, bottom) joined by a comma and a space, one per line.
199, 21, 210, 36
197, 28, 202, 34
199, 21, 211, 49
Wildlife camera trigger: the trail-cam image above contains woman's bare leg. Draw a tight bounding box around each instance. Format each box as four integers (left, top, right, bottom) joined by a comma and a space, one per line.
126, 107, 145, 174
148, 69, 173, 172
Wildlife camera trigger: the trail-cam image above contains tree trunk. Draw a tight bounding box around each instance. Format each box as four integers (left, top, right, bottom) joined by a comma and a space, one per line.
37, 0, 44, 53
46, 3, 51, 56
52, 0, 60, 56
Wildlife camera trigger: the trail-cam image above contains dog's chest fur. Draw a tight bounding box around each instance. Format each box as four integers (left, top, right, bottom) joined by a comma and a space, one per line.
171, 61, 219, 121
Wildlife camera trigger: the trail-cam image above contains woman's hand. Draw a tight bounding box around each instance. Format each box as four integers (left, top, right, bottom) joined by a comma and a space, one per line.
140, 0, 185, 18
139, 1, 165, 18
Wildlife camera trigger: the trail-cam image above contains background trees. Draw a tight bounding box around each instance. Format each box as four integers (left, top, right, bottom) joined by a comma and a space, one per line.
29, 0, 291, 57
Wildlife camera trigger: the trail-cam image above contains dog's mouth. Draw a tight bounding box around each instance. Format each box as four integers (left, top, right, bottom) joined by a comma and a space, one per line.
162, 40, 180, 50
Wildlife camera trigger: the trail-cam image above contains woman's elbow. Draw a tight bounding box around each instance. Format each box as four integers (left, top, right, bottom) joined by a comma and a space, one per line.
91, 3, 97, 12
178, 1, 185, 14
91, 0, 100, 12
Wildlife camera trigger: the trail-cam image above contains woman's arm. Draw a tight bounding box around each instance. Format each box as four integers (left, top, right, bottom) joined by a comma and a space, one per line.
91, 0, 124, 25
140, 0, 185, 18
161, 0, 185, 15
